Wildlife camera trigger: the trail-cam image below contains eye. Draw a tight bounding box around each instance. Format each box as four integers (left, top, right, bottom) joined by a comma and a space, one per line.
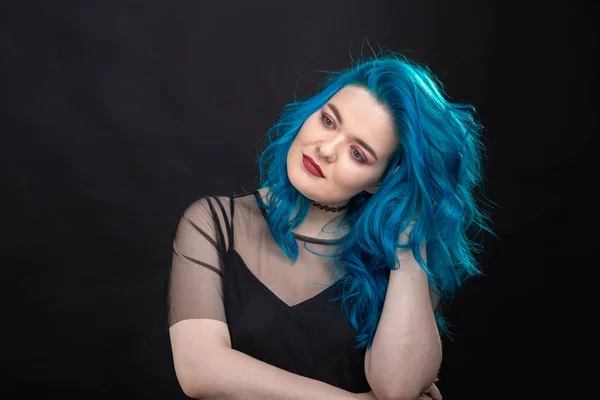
321, 113, 335, 129
351, 147, 367, 163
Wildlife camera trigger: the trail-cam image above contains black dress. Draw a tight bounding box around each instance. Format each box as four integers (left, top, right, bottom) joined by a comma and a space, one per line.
168, 191, 370, 393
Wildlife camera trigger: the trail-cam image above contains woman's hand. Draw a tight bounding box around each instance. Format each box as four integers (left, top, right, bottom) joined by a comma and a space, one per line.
354, 382, 442, 400
419, 382, 442, 400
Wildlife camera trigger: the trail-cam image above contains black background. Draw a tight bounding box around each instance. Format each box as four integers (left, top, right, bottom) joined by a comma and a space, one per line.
1, 1, 597, 399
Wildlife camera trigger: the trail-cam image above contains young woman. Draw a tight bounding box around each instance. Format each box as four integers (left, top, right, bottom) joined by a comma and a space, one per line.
167, 53, 489, 400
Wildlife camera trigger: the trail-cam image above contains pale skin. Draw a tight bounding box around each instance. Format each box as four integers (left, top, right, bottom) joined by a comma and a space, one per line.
170, 85, 442, 400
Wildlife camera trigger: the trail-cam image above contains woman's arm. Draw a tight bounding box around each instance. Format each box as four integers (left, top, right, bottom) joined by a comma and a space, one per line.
171, 318, 363, 400
364, 244, 442, 400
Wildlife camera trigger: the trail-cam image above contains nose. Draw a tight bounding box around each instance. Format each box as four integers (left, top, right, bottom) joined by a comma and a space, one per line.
317, 136, 343, 162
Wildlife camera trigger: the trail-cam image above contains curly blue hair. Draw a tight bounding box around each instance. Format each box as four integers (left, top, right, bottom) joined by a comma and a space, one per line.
256, 52, 492, 349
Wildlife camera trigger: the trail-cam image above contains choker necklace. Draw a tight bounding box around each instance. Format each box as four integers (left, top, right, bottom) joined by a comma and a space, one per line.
310, 200, 348, 212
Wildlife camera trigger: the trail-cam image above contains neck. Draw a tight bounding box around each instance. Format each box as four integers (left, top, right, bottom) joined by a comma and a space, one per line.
293, 199, 350, 239
257, 187, 350, 240
309, 199, 348, 213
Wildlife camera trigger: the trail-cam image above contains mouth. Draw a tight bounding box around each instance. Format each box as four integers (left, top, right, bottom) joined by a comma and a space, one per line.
302, 154, 325, 178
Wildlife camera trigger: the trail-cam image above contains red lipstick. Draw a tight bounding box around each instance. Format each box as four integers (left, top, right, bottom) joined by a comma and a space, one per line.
302, 155, 325, 178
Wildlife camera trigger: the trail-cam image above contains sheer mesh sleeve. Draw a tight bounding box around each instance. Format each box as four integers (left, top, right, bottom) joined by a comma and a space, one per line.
168, 197, 229, 327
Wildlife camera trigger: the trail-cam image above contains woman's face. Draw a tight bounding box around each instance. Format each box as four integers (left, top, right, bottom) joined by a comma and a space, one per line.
287, 84, 399, 206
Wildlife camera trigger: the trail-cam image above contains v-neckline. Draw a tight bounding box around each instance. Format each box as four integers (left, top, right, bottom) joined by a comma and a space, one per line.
230, 250, 339, 310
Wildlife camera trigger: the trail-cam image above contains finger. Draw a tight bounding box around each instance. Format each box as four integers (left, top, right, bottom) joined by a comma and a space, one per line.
427, 384, 442, 400
420, 395, 432, 400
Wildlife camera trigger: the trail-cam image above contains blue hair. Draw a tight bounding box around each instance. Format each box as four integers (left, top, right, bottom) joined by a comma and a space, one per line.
256, 52, 492, 349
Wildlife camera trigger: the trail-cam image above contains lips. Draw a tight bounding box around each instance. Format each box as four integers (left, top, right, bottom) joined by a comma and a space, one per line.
302, 154, 325, 178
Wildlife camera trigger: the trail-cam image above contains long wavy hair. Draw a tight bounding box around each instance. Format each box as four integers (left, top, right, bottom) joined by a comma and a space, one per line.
256, 52, 492, 349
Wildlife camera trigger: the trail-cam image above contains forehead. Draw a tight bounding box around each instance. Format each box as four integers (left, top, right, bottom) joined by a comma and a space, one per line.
327, 85, 398, 157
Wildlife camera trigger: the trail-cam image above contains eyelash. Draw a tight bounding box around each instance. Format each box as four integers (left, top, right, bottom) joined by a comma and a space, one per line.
351, 147, 366, 162
320, 112, 368, 163
321, 113, 335, 129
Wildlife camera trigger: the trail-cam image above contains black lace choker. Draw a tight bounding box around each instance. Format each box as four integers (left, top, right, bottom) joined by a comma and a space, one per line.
310, 200, 348, 212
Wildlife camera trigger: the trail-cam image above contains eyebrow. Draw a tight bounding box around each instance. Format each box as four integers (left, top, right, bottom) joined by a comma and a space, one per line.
327, 102, 379, 161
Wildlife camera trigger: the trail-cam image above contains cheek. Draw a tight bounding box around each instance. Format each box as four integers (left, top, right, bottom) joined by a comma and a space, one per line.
335, 160, 383, 192
286, 139, 302, 170
287, 128, 307, 156
333, 164, 379, 191
297, 114, 321, 138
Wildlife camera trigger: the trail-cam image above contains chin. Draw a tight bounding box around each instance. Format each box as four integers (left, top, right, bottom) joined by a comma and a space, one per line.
287, 166, 313, 198
286, 158, 354, 205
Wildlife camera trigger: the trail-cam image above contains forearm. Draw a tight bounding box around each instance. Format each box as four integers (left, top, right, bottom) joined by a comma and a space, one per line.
365, 259, 441, 400
187, 346, 359, 400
